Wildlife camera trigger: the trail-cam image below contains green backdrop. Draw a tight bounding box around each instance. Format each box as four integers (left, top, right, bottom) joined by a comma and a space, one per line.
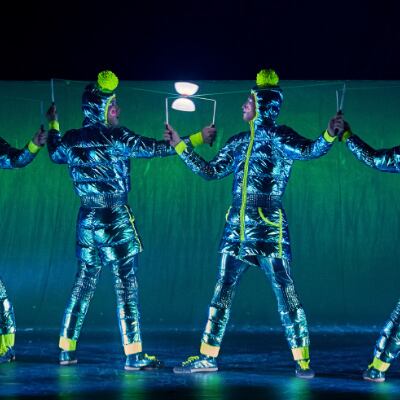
0, 80, 399, 330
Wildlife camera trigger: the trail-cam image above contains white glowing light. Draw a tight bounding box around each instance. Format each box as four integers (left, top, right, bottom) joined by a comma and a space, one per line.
171, 98, 196, 112
174, 82, 199, 96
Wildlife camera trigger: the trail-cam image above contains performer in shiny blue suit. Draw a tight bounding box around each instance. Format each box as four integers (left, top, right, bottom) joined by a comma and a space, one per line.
166, 69, 343, 378
341, 127, 400, 382
47, 71, 213, 370
0, 130, 46, 363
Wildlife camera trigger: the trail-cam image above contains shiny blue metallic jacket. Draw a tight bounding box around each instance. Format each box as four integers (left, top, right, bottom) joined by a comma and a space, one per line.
47, 123, 183, 199
346, 135, 400, 172
177, 120, 334, 266
0, 137, 36, 169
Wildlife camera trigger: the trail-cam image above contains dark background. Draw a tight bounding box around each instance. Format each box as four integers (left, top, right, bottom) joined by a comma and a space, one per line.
1, 0, 399, 80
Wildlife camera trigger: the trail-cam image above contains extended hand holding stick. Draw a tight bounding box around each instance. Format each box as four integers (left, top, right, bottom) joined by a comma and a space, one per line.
336, 83, 346, 141
40, 101, 45, 133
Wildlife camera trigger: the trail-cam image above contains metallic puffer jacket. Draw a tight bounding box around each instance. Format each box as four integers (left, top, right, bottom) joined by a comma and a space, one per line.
178, 120, 333, 266
48, 123, 184, 198
0, 137, 36, 169
346, 135, 400, 172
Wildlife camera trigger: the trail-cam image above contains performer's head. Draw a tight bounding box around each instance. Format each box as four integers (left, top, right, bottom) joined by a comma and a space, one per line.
242, 69, 283, 123
82, 70, 120, 127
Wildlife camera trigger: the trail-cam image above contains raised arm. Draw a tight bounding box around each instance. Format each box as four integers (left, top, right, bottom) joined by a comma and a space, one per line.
46, 104, 69, 164
0, 130, 46, 169
276, 115, 341, 160
344, 130, 400, 173
117, 126, 215, 159
164, 124, 235, 180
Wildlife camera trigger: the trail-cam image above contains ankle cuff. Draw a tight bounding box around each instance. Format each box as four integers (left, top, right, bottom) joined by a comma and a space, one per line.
200, 342, 220, 357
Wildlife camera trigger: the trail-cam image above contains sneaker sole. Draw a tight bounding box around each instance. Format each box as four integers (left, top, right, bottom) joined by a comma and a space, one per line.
296, 374, 315, 380
59, 360, 78, 366
173, 367, 218, 374
363, 376, 385, 383
124, 365, 162, 371
124, 366, 141, 371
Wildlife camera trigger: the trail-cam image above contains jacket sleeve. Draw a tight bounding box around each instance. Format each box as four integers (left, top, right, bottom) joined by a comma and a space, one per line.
276, 125, 335, 160
47, 121, 69, 164
118, 128, 204, 159
173, 136, 236, 180
0, 136, 40, 169
346, 134, 400, 173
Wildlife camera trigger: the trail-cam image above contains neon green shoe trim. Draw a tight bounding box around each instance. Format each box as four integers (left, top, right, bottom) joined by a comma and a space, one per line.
298, 359, 311, 370
182, 356, 200, 366
0, 333, 15, 355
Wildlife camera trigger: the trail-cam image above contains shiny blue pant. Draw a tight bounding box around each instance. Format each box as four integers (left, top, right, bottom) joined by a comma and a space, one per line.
60, 205, 142, 348
202, 254, 309, 350
374, 299, 400, 363
0, 278, 15, 335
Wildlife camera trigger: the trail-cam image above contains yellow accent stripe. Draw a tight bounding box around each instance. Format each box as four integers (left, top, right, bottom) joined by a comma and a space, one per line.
124, 342, 143, 355
104, 94, 116, 125
225, 206, 232, 223
189, 131, 203, 147
292, 346, 310, 361
175, 141, 188, 155
258, 207, 280, 227
258, 207, 283, 258
59, 337, 77, 351
200, 342, 220, 357
371, 357, 390, 372
323, 130, 336, 143
28, 140, 41, 154
49, 120, 60, 131
278, 209, 283, 258
124, 206, 143, 251
239, 120, 256, 241
342, 130, 352, 142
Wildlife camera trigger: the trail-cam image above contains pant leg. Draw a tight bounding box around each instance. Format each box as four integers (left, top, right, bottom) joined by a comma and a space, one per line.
374, 298, 400, 364
59, 208, 102, 349
110, 254, 142, 355
200, 253, 249, 357
258, 256, 310, 356
97, 205, 142, 355
59, 260, 102, 343
0, 278, 15, 335
0, 278, 15, 354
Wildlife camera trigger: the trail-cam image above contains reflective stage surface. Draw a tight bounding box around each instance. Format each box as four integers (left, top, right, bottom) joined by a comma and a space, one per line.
1, 329, 400, 399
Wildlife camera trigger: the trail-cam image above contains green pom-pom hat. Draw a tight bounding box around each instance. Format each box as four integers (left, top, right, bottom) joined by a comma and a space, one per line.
97, 70, 119, 93
251, 68, 283, 122
256, 69, 279, 87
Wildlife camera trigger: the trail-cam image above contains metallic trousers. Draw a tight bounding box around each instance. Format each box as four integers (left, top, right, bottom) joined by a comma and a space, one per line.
201, 254, 309, 353
0, 278, 15, 335
374, 298, 400, 364
60, 206, 142, 353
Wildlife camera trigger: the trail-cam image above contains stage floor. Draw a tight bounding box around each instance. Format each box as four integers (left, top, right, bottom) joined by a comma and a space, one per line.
1, 329, 399, 399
